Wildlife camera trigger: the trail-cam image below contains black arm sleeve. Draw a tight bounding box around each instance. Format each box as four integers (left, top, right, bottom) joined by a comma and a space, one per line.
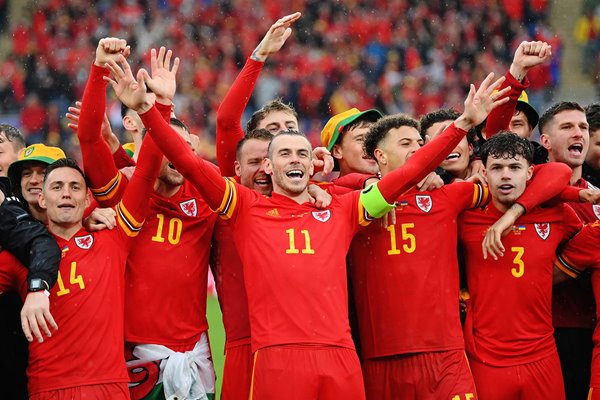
0, 192, 60, 290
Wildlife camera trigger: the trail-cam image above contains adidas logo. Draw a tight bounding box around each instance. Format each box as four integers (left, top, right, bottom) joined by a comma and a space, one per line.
266, 208, 280, 217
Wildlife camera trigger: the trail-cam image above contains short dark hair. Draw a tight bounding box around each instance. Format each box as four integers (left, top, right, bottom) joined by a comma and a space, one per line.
246, 99, 299, 133
419, 109, 477, 144
364, 114, 420, 159
236, 128, 274, 161
585, 103, 600, 134
267, 129, 310, 159
338, 115, 381, 145
0, 124, 26, 151
170, 117, 189, 133
480, 131, 534, 166
43, 158, 89, 188
141, 117, 188, 139
121, 102, 131, 119
538, 101, 585, 135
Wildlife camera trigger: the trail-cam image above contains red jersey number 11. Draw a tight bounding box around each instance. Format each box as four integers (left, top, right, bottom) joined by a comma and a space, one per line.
285, 228, 315, 255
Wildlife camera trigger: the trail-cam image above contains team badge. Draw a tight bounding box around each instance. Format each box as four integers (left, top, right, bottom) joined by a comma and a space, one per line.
179, 199, 198, 217
534, 223, 550, 240
415, 195, 432, 213
75, 234, 94, 250
24, 147, 34, 157
312, 210, 331, 222
593, 204, 600, 220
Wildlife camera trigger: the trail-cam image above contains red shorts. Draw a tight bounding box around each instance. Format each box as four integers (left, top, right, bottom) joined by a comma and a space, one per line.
221, 343, 253, 400
362, 349, 477, 400
469, 352, 564, 400
29, 383, 130, 400
589, 387, 600, 400
250, 345, 365, 400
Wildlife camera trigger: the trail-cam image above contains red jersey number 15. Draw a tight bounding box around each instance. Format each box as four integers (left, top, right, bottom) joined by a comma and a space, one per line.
387, 223, 416, 255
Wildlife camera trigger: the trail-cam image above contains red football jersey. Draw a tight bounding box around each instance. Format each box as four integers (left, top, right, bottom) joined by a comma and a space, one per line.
553, 178, 599, 328
77, 66, 218, 347
554, 220, 600, 386
124, 181, 217, 347
24, 123, 161, 394
211, 218, 251, 348
221, 185, 371, 352
27, 226, 134, 394
348, 182, 488, 358
0, 251, 27, 295
460, 203, 581, 367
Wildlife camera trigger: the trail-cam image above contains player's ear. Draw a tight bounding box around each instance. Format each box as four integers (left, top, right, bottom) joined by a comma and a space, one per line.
331, 144, 343, 160
468, 143, 474, 157
234, 160, 242, 177
85, 191, 92, 208
263, 158, 273, 175
122, 116, 137, 131
374, 148, 385, 165
526, 163, 534, 180
38, 192, 47, 210
540, 133, 551, 151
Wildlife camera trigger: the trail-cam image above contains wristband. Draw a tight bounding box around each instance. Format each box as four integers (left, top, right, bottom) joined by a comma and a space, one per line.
360, 182, 395, 218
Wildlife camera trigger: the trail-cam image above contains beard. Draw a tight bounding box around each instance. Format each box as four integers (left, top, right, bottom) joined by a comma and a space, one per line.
158, 167, 185, 187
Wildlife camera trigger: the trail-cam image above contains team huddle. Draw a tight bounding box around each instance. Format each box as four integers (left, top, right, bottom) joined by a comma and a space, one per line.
1, 11, 600, 400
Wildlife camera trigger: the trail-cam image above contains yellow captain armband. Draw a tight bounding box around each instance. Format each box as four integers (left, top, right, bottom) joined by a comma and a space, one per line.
360, 182, 396, 219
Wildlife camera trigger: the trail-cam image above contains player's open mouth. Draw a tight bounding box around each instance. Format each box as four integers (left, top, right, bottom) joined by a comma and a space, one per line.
168, 163, 177, 170
568, 143, 584, 156
28, 188, 42, 194
255, 177, 271, 186
498, 184, 514, 194
286, 169, 304, 180
445, 152, 460, 161
57, 203, 75, 209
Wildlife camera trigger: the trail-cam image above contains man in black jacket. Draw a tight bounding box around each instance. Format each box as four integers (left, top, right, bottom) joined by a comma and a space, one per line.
0, 126, 61, 399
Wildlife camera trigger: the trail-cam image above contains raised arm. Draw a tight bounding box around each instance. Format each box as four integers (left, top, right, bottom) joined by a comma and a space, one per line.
142, 106, 228, 210
485, 41, 551, 137
216, 12, 301, 176
103, 53, 167, 238
78, 38, 131, 207
107, 52, 229, 212
364, 73, 510, 216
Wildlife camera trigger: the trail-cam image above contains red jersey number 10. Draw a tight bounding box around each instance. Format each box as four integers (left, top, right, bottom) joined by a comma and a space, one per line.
151, 213, 183, 245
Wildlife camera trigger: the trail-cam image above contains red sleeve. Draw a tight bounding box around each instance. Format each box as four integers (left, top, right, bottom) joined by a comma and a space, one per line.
216, 58, 264, 176
0, 251, 26, 295
140, 105, 228, 210
116, 132, 163, 240
333, 173, 374, 190
155, 101, 172, 122
556, 221, 600, 277
516, 162, 572, 211
378, 122, 468, 201
553, 186, 583, 203
485, 71, 529, 137
78, 64, 127, 207
113, 145, 136, 169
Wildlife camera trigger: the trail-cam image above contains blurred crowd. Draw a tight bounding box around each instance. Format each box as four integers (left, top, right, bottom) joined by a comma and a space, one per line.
0, 0, 557, 159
